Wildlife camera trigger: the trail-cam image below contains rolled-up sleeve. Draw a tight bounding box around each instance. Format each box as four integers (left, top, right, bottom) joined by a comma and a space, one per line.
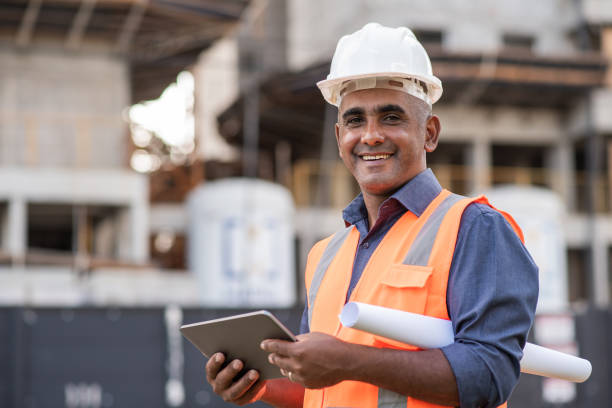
441, 204, 538, 407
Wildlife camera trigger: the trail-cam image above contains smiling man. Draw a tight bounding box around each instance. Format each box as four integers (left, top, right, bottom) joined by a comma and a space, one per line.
205, 23, 538, 408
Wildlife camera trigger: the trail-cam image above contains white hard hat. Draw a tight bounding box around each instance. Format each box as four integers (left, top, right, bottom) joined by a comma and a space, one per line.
317, 23, 443, 106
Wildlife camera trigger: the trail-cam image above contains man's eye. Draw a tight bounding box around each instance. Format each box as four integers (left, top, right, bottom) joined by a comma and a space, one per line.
383, 114, 401, 123
346, 117, 364, 127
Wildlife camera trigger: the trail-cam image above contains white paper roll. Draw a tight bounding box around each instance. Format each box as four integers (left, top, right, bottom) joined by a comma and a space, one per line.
339, 302, 592, 383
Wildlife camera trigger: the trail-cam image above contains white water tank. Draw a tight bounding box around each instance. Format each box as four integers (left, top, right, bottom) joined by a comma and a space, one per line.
187, 178, 296, 307
484, 186, 568, 314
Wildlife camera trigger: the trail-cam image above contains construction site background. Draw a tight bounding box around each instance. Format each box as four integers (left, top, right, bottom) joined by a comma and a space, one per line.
0, 0, 611, 407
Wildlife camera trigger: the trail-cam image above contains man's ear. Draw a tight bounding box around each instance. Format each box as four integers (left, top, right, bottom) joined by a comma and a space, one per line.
424, 115, 440, 153
335, 123, 343, 158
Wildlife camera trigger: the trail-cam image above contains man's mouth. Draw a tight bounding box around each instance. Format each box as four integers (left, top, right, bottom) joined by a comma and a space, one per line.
360, 154, 392, 161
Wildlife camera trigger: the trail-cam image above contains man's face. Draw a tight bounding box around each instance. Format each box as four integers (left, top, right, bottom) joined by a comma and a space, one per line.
335, 88, 440, 198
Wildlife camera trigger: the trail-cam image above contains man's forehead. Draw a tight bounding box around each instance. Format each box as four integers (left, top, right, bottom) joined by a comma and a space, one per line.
338, 88, 422, 113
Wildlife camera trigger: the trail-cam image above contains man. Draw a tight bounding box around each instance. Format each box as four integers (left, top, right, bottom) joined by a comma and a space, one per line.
205, 23, 538, 408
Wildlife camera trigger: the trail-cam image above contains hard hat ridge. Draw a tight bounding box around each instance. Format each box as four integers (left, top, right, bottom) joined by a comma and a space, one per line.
317, 22, 443, 106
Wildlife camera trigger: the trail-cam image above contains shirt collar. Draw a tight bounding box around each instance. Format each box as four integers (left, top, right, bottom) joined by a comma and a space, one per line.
342, 168, 442, 225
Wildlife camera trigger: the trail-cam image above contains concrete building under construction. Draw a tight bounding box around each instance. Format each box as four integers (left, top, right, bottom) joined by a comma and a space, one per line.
0, 0, 249, 304
217, 0, 612, 310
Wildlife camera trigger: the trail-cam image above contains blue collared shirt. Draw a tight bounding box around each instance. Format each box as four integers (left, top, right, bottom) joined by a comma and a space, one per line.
299, 169, 538, 407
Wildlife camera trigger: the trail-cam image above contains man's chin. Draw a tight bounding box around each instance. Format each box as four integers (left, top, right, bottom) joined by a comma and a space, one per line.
359, 181, 403, 197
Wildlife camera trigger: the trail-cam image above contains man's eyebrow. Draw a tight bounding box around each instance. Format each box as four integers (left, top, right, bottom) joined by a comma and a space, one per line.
376, 104, 405, 114
341, 107, 364, 120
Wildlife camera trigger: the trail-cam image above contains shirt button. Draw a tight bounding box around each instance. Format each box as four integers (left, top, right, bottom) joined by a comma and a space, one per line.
362, 242, 370, 249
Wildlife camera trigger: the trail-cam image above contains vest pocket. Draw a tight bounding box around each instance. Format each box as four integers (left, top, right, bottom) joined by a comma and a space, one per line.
369, 264, 434, 351
381, 264, 433, 288
372, 264, 433, 315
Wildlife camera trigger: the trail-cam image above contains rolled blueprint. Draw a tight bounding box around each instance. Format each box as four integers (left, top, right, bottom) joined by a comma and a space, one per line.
339, 302, 592, 383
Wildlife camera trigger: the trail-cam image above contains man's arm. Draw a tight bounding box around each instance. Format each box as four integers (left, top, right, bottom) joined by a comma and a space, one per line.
262, 332, 459, 406
205, 352, 304, 408
442, 205, 538, 407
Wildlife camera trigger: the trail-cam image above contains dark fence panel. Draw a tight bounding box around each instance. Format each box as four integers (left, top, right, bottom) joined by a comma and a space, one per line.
6, 307, 167, 408
575, 307, 611, 407
1, 305, 608, 408
0, 309, 18, 407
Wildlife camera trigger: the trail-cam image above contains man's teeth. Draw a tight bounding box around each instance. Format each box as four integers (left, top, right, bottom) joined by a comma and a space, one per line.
362, 154, 391, 161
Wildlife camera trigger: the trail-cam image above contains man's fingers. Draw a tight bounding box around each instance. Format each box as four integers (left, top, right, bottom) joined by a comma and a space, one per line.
234, 380, 266, 405
268, 353, 297, 373
205, 353, 225, 382
204, 353, 267, 405
213, 359, 244, 392
223, 371, 263, 404
261, 339, 293, 356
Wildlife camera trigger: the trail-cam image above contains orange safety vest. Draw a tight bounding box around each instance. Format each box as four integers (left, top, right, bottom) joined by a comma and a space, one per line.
303, 189, 523, 408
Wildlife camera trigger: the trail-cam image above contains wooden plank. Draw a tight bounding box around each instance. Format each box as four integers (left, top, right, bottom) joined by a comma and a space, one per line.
435, 61, 605, 87
16, 0, 42, 46
115, 0, 147, 53
65, 0, 97, 49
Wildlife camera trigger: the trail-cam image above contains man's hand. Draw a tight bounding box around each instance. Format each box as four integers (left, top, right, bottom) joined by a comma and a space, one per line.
205, 353, 265, 405
262, 332, 460, 406
261, 332, 353, 389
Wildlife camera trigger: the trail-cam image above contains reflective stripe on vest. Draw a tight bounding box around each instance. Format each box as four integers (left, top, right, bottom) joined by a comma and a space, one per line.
308, 193, 464, 408
402, 193, 464, 266
307, 225, 355, 328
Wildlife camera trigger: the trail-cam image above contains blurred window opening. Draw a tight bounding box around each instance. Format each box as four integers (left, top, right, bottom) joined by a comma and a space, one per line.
28, 204, 73, 253
154, 231, 175, 254
26, 203, 122, 266
411, 29, 443, 48
502, 33, 535, 54
568, 248, 589, 303
491, 144, 550, 188
574, 140, 610, 213
149, 232, 185, 270
429, 142, 471, 196
568, 27, 602, 52
290, 159, 359, 208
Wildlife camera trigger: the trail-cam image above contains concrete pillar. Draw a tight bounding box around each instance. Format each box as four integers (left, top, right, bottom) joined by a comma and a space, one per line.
7, 197, 26, 265
131, 196, 149, 264
73, 205, 89, 272
115, 178, 149, 264
117, 207, 132, 262
592, 237, 610, 307
468, 136, 491, 194
547, 138, 576, 211
117, 201, 149, 264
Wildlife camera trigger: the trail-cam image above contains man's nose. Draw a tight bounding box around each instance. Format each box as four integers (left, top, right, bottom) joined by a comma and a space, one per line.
360, 121, 384, 145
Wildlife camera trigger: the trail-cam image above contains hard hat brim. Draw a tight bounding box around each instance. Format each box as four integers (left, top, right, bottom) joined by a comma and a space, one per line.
317, 72, 443, 106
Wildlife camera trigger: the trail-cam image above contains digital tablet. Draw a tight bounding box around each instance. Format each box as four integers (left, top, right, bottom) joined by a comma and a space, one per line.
180, 310, 297, 380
